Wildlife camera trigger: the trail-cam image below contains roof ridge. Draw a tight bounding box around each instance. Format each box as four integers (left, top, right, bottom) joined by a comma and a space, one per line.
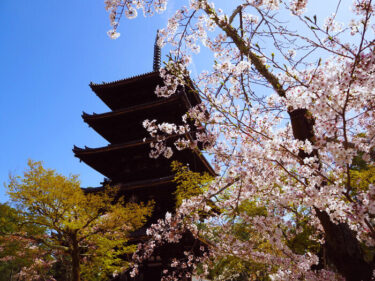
72, 133, 184, 154
89, 71, 159, 88
82, 94, 182, 120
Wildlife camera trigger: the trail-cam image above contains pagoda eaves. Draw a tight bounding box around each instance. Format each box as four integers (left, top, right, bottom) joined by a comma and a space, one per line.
81, 93, 193, 144
89, 71, 201, 111
73, 134, 214, 185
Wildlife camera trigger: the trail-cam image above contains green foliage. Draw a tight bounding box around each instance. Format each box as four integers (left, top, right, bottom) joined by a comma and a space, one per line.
0, 203, 47, 281
172, 161, 213, 207
285, 214, 321, 256
4, 160, 153, 281
350, 164, 375, 193
351, 152, 370, 172
236, 200, 267, 217
350, 161, 375, 264
348, 135, 375, 195
207, 255, 272, 281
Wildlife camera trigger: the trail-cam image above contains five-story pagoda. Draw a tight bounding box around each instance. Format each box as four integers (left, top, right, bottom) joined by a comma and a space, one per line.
73, 35, 214, 280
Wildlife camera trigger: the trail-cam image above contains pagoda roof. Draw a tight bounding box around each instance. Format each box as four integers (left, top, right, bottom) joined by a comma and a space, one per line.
82, 93, 192, 144
83, 175, 175, 193
89, 71, 201, 111
73, 135, 215, 184
73, 137, 162, 154
82, 94, 181, 122
89, 71, 158, 90
116, 175, 175, 191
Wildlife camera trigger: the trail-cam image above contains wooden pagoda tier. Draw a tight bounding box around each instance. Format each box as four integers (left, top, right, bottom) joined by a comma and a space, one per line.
89, 71, 200, 110
73, 135, 214, 185
81, 92, 196, 144
74, 70, 213, 280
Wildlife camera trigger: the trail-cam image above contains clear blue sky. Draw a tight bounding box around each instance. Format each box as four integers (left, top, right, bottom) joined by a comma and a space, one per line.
0, 1, 171, 202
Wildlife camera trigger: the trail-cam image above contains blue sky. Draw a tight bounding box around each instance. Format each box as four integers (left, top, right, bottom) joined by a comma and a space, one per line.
0, 1, 171, 202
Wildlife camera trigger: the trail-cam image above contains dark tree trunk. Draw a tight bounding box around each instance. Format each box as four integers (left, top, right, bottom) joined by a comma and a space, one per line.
71, 235, 80, 281
315, 209, 373, 281
289, 109, 373, 280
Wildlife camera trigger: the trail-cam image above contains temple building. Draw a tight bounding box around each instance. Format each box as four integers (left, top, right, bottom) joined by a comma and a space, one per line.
73, 35, 214, 280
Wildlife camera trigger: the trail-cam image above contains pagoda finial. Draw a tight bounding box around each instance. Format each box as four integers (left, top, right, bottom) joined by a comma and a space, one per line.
153, 30, 161, 72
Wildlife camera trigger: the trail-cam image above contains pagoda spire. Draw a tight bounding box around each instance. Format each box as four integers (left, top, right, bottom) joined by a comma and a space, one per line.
153, 30, 161, 71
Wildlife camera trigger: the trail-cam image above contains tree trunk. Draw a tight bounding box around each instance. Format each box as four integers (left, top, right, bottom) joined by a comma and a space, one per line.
289, 109, 373, 280
71, 235, 80, 281
315, 209, 373, 280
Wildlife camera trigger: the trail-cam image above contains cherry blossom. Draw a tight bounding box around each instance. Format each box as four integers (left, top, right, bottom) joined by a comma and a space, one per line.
105, 0, 375, 280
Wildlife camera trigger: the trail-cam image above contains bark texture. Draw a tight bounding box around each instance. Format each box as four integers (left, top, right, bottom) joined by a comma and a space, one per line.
71, 235, 80, 281
289, 109, 373, 281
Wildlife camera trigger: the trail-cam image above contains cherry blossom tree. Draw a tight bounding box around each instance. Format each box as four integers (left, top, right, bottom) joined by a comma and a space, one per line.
104, 0, 375, 280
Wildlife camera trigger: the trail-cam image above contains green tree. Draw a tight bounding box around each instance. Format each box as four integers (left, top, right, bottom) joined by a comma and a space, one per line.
4, 160, 153, 281
0, 203, 48, 281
